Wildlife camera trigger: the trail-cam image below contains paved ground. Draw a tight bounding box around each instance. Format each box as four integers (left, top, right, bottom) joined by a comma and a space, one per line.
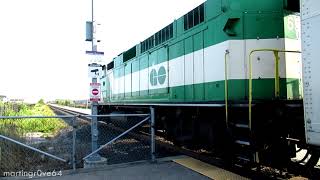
29, 161, 211, 180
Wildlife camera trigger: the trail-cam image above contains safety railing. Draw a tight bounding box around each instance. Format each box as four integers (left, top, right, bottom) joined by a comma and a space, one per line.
248, 49, 301, 130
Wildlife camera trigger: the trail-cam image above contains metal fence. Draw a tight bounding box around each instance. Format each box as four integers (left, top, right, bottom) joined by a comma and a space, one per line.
0, 103, 21, 116
0, 108, 155, 177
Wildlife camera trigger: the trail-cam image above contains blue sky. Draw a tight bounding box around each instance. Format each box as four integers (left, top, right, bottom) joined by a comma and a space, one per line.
0, 0, 204, 102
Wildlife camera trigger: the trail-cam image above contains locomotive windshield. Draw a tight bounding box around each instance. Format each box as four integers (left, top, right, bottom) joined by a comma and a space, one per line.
285, 0, 300, 12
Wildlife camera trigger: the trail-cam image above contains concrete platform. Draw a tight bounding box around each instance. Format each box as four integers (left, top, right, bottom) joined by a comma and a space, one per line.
33, 161, 211, 180
174, 157, 248, 180
3, 156, 249, 180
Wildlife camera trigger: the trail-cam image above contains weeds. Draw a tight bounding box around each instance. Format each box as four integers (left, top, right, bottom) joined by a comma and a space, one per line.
0, 102, 69, 174
0, 102, 67, 135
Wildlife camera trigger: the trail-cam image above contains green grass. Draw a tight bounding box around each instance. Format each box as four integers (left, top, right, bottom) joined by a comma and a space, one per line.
0, 102, 67, 135
0, 102, 68, 173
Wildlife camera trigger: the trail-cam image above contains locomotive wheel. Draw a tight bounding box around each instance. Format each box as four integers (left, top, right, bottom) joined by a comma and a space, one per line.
296, 148, 303, 153
305, 150, 320, 168
293, 147, 320, 168
303, 149, 320, 179
296, 150, 311, 164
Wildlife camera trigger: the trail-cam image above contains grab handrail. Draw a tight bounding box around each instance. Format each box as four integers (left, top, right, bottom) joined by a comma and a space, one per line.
224, 50, 230, 128
248, 49, 301, 130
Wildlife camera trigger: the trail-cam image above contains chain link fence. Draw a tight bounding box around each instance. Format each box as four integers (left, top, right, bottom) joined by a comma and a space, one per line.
0, 116, 74, 176
0, 109, 155, 177
0, 103, 21, 116
81, 114, 153, 166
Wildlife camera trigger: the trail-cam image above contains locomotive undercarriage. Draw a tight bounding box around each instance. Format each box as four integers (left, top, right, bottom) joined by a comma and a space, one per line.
98, 100, 319, 169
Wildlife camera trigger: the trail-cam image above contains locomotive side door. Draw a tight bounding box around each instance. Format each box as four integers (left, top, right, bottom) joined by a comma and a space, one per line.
184, 36, 195, 101
193, 31, 205, 101
148, 47, 169, 95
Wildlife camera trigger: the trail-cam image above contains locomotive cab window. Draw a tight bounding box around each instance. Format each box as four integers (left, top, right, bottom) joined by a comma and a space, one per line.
285, 0, 300, 12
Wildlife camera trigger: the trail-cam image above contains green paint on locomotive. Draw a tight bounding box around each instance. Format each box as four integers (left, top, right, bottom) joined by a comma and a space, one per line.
102, 0, 302, 103
106, 78, 301, 102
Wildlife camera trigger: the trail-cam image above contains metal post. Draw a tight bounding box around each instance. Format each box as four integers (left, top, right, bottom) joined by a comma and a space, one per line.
90, 78, 101, 161
91, 0, 96, 52
72, 116, 77, 170
150, 107, 156, 162
91, 0, 94, 51
87, 0, 101, 162
91, 102, 99, 152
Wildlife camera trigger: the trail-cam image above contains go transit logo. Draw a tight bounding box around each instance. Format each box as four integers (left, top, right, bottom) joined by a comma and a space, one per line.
150, 66, 167, 86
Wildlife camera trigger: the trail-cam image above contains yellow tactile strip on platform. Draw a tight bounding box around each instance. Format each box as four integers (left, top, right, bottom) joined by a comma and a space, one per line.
173, 157, 249, 180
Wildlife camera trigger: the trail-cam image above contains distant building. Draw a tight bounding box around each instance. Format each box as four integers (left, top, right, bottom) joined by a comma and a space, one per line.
0, 95, 7, 102
9, 99, 24, 103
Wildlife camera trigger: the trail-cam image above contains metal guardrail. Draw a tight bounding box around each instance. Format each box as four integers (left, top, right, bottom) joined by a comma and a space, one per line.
0, 107, 156, 174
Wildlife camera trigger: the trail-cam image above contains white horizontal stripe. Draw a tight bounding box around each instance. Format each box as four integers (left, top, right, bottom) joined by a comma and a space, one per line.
139, 68, 149, 92
111, 38, 301, 94
169, 56, 184, 88
184, 53, 194, 85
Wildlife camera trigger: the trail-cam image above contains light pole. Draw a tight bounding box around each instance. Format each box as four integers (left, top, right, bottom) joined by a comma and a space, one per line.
88, 0, 101, 162
84, 0, 107, 167
91, 0, 96, 52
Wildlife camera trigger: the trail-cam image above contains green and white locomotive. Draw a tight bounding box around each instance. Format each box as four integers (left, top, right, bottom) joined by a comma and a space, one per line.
99, 0, 319, 168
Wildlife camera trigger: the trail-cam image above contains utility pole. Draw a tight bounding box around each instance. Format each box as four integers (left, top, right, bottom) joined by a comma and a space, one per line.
91, 0, 96, 52
84, 0, 107, 167
88, 0, 101, 162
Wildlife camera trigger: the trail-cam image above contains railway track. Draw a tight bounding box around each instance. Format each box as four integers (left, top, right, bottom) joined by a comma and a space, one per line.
49, 105, 223, 163
49, 104, 319, 179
